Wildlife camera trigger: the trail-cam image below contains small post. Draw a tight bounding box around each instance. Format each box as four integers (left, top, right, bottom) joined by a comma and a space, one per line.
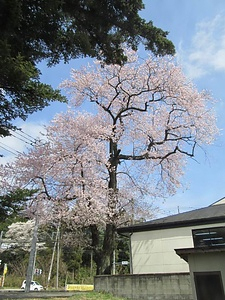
1, 263, 7, 287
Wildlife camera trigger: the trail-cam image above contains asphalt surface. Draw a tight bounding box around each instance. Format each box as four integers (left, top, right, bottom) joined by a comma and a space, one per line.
0, 289, 79, 299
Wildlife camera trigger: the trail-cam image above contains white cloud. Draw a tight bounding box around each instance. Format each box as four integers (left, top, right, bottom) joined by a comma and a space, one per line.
177, 13, 225, 79
0, 122, 47, 165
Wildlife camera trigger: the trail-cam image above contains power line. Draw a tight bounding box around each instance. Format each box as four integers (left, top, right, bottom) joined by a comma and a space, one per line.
9, 128, 46, 146
0, 141, 22, 155
12, 129, 38, 145
22, 129, 45, 145
0, 131, 35, 158
0, 145, 18, 156
0, 129, 46, 159
10, 132, 34, 146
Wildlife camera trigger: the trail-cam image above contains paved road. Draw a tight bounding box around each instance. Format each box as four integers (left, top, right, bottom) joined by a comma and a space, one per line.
0, 290, 78, 299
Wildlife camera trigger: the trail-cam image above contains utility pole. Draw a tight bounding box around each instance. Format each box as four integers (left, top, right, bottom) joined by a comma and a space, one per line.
46, 222, 60, 289
25, 216, 39, 292
0, 231, 3, 249
56, 228, 60, 289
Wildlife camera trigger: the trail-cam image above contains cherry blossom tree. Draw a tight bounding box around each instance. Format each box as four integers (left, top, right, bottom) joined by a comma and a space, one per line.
61, 49, 218, 273
0, 49, 218, 274
3, 220, 45, 252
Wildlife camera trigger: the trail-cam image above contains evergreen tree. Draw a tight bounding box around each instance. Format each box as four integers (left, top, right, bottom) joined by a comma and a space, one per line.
0, 0, 175, 136
0, 189, 34, 231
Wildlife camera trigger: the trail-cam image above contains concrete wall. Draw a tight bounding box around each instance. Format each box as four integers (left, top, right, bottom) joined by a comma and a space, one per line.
131, 222, 225, 274
94, 273, 193, 300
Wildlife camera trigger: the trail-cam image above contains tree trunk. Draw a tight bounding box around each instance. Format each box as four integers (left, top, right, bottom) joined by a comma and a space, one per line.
90, 218, 116, 274
96, 223, 116, 275
95, 139, 119, 274
90, 140, 120, 275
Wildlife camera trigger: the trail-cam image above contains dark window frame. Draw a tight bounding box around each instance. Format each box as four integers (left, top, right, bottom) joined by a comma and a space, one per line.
192, 226, 225, 248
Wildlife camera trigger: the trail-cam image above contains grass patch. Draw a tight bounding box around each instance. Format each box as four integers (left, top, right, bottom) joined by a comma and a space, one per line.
71, 291, 127, 299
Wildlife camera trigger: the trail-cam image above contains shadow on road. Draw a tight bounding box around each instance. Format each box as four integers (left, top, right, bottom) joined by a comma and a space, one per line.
0, 290, 78, 299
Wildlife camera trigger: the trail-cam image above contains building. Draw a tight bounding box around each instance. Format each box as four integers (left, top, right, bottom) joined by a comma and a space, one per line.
117, 198, 225, 300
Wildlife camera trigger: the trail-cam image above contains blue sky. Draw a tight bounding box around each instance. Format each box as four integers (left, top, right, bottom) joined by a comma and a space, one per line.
1, 0, 225, 217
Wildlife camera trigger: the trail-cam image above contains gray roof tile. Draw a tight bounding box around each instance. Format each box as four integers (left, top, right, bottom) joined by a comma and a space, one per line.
118, 201, 225, 233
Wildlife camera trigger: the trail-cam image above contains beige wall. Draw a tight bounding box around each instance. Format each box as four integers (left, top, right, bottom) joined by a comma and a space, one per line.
131, 222, 225, 274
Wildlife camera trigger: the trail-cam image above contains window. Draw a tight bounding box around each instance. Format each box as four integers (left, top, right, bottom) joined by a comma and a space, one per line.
192, 227, 225, 248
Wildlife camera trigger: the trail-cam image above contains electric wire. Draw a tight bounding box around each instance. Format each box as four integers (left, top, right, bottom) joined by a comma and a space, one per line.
0, 128, 46, 159
9, 129, 45, 146
10, 132, 34, 146
0, 145, 18, 156
12, 130, 36, 144
0, 141, 22, 155
18, 129, 38, 141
